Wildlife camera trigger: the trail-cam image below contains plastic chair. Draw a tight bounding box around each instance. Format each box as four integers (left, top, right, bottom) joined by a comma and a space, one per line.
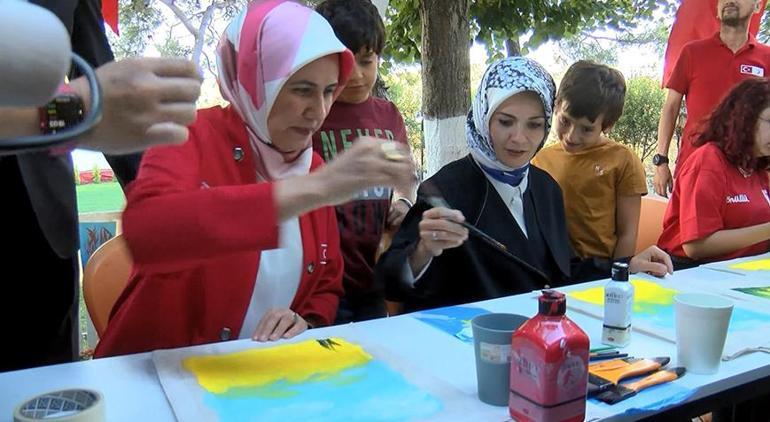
635, 195, 669, 255
82, 234, 133, 337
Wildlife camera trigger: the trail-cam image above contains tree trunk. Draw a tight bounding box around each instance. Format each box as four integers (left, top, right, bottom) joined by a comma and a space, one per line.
420, 0, 470, 178
505, 38, 521, 57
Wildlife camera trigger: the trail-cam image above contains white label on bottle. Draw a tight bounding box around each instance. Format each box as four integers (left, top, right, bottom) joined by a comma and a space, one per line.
479, 342, 511, 364
603, 281, 634, 346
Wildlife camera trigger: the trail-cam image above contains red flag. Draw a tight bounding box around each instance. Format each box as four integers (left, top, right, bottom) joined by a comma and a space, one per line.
102, 0, 119, 35
662, 0, 766, 86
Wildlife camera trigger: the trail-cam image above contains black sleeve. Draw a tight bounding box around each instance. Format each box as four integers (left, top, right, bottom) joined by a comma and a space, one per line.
70, 0, 114, 70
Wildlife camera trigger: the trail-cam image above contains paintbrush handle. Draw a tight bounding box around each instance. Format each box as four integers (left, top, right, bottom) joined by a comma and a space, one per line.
625, 370, 679, 392
591, 359, 663, 384
457, 220, 507, 251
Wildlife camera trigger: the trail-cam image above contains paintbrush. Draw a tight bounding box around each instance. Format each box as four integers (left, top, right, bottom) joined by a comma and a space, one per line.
589, 350, 629, 361
421, 195, 509, 253
587, 356, 670, 397
595, 367, 686, 404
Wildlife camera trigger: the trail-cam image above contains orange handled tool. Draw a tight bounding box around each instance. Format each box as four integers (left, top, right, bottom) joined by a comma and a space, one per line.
596, 367, 686, 404
587, 357, 670, 397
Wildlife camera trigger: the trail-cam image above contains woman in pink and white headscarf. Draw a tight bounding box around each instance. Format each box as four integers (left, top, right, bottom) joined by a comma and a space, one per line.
95, 0, 414, 357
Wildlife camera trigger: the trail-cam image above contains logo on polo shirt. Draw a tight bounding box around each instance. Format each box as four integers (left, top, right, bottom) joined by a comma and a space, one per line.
740, 64, 765, 77
726, 193, 750, 204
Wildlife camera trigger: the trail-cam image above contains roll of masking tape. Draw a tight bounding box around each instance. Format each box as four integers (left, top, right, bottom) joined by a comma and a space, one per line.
13, 389, 104, 422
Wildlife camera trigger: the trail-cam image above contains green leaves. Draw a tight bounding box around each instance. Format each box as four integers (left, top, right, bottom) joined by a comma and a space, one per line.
610, 76, 667, 162
384, 0, 674, 64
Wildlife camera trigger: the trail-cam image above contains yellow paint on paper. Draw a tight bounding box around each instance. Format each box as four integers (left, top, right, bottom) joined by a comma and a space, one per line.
568, 285, 605, 306
182, 338, 372, 394
567, 279, 678, 313
730, 259, 770, 271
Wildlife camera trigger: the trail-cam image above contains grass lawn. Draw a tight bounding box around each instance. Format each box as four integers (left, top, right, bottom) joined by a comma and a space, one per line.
76, 182, 126, 214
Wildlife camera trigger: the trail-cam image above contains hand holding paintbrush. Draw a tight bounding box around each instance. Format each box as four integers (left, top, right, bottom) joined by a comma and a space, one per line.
405, 199, 470, 276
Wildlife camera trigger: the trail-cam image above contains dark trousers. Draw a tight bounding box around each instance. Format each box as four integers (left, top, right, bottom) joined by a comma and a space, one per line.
334, 294, 387, 324
1, 158, 79, 372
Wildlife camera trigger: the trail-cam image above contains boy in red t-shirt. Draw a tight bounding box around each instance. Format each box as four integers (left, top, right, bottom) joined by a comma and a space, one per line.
314, 0, 415, 323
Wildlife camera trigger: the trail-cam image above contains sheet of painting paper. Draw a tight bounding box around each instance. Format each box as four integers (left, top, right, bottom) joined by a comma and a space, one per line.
703, 253, 770, 277
153, 325, 505, 422
411, 306, 490, 343
563, 278, 770, 351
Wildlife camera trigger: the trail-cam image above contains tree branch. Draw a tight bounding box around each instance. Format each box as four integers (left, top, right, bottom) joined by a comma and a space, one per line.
156, 0, 198, 36
584, 34, 659, 45
192, 3, 221, 69
201, 49, 218, 80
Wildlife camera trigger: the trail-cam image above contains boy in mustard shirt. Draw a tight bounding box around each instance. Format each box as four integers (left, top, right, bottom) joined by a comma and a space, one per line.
533, 61, 647, 281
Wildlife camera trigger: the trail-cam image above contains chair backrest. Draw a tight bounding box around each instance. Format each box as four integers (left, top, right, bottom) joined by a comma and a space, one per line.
82, 234, 133, 337
635, 195, 669, 255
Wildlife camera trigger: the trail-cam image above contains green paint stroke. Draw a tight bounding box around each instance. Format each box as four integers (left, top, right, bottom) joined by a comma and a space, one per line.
733, 287, 770, 299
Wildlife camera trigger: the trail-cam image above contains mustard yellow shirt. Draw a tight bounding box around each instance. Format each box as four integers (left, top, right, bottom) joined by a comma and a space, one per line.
532, 140, 647, 259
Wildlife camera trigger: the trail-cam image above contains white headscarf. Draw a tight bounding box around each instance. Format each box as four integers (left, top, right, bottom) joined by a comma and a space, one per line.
466, 57, 556, 186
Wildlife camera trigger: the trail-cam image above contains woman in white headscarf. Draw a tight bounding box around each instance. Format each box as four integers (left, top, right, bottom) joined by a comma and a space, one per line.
95, 0, 414, 357
376, 57, 671, 313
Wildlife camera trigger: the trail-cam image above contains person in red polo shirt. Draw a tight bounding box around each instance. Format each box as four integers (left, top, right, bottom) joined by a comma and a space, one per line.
658, 78, 770, 265
653, 0, 770, 197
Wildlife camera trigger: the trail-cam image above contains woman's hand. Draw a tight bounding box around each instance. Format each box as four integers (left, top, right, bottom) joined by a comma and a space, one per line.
407, 207, 469, 276
417, 207, 469, 257
252, 308, 308, 342
275, 138, 416, 222
313, 137, 416, 206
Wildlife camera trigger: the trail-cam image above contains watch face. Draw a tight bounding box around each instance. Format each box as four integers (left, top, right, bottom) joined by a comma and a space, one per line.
43, 94, 84, 134
653, 154, 667, 166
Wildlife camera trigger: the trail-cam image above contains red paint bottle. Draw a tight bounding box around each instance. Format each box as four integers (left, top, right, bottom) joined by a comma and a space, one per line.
509, 290, 589, 422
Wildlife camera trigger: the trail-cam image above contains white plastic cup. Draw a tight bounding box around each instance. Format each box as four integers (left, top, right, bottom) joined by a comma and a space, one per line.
674, 293, 733, 374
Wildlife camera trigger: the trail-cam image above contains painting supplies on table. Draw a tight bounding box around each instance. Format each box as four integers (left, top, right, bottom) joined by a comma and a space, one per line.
587, 356, 670, 397
509, 290, 589, 422
595, 367, 686, 404
602, 262, 634, 347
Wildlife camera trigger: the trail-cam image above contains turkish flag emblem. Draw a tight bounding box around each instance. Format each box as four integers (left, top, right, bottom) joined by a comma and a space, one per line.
740, 64, 765, 77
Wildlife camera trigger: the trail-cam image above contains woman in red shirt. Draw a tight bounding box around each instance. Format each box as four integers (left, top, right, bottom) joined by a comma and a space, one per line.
659, 78, 770, 265
94, 0, 414, 357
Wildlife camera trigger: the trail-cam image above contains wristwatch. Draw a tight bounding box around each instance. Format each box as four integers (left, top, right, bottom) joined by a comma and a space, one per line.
39, 87, 84, 135
652, 154, 669, 166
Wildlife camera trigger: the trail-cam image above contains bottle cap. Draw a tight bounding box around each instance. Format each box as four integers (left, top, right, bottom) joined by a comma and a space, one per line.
611, 262, 629, 281
539, 289, 566, 316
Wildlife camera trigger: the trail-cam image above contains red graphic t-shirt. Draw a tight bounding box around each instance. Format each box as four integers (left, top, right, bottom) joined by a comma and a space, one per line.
312, 96, 409, 297
658, 143, 770, 261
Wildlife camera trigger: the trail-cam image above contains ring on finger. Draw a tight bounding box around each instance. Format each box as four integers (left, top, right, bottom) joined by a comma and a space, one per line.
381, 141, 405, 161
292, 311, 298, 325
432, 231, 438, 240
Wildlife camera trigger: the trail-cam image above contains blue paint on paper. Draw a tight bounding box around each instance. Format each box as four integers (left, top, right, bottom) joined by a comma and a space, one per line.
202, 360, 442, 421
412, 306, 490, 343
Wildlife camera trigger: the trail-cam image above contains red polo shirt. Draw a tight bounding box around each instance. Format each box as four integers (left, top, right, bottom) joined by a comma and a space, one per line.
667, 33, 770, 171
658, 143, 770, 262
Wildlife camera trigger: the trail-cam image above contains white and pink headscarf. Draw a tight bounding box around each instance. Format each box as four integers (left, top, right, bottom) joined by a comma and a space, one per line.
216, 0, 354, 181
